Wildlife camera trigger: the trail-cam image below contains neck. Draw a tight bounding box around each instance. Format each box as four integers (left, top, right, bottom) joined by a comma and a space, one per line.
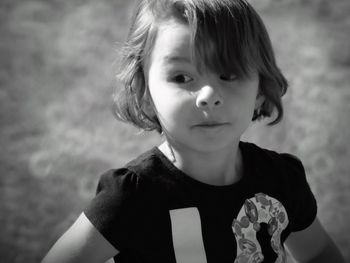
159, 139, 243, 186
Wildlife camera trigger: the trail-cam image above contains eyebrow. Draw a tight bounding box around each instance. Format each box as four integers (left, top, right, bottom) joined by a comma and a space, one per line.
162, 55, 192, 64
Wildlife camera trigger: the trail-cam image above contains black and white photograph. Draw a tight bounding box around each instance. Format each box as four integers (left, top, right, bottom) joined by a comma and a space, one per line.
1, 0, 349, 262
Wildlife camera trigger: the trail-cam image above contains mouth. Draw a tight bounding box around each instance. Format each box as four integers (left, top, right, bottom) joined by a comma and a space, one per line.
193, 122, 230, 128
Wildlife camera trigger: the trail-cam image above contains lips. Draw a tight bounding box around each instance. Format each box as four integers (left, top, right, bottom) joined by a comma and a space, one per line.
192, 121, 230, 128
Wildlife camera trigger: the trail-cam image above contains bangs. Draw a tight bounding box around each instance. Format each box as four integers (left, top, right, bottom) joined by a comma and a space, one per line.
173, 0, 262, 78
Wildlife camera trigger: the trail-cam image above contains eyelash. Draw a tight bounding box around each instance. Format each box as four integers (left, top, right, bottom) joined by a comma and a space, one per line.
219, 73, 238, 82
170, 74, 193, 84
169, 73, 238, 84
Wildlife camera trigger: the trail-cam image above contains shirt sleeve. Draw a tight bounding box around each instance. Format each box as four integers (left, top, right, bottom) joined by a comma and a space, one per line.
83, 168, 141, 251
280, 153, 318, 232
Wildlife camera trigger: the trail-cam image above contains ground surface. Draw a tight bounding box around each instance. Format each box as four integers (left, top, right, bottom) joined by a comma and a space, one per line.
0, 0, 349, 262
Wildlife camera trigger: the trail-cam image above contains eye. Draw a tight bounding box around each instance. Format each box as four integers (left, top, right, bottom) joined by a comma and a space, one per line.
171, 74, 193, 84
220, 73, 238, 82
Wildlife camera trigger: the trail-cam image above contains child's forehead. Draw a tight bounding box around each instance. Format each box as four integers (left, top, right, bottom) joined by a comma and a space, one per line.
147, 21, 212, 72
155, 20, 192, 57
152, 21, 214, 73
145, 1, 262, 76
152, 19, 225, 69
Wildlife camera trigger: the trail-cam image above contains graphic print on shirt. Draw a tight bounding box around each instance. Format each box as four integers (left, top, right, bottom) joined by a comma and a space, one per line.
232, 193, 289, 263
169, 207, 208, 263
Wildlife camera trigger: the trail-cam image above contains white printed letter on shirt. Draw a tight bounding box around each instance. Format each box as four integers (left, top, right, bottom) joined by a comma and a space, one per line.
169, 207, 208, 263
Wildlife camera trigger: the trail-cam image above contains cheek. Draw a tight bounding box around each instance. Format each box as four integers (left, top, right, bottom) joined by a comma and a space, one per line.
226, 86, 258, 121
149, 83, 193, 123
238, 81, 259, 109
157, 93, 192, 119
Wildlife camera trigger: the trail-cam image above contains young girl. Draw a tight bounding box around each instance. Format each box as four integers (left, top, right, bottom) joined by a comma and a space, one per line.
42, 0, 345, 262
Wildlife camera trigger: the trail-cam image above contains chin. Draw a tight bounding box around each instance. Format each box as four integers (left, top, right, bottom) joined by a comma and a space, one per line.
190, 139, 238, 154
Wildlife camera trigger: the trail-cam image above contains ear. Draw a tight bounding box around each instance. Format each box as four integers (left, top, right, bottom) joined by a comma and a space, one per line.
142, 87, 157, 117
254, 92, 265, 110
143, 100, 155, 116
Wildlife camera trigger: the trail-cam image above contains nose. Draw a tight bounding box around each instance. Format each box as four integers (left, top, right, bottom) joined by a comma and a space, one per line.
195, 85, 223, 110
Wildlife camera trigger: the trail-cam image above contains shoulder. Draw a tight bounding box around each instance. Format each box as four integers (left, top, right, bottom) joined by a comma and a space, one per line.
95, 147, 161, 194
84, 168, 141, 233
240, 141, 310, 192
241, 141, 317, 231
125, 146, 165, 176
240, 141, 304, 174
96, 168, 140, 193
83, 148, 161, 251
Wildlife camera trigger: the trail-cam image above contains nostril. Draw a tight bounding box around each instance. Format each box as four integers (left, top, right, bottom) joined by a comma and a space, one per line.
200, 101, 208, 106
214, 100, 221, 106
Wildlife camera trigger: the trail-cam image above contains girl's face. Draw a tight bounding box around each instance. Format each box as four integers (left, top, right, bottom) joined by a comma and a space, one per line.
145, 20, 263, 153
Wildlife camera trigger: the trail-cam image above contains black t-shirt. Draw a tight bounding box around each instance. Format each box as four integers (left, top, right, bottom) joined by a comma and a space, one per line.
84, 141, 317, 263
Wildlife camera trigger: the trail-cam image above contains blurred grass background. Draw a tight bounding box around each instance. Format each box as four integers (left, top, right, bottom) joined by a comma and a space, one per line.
0, 0, 349, 262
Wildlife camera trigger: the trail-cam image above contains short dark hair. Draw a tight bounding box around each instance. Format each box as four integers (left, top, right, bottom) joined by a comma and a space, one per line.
113, 0, 288, 133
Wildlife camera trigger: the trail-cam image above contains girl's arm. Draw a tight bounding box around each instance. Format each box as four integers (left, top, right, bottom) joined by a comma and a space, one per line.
285, 217, 345, 263
41, 213, 119, 263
